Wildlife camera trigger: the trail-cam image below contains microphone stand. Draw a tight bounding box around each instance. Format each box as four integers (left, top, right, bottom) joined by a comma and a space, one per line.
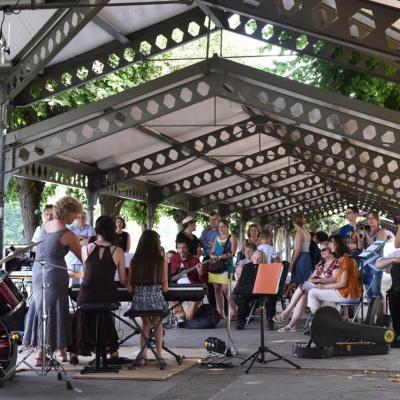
4, 261, 81, 392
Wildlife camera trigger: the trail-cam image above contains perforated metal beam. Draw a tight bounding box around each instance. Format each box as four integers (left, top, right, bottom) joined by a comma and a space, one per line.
104, 118, 258, 187
204, 0, 400, 61
225, 184, 337, 218
212, 58, 400, 154
15, 7, 216, 106
4, 62, 214, 176
306, 162, 400, 214
190, 160, 310, 210
4, 0, 109, 103
149, 144, 289, 202
245, 191, 343, 221
250, 118, 400, 194
217, 9, 400, 84
295, 153, 400, 205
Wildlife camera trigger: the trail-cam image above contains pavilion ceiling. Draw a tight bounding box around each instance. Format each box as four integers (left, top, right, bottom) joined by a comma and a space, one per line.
3, 0, 400, 224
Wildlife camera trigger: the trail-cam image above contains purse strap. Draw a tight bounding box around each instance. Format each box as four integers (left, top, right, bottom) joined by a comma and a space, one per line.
222, 235, 231, 255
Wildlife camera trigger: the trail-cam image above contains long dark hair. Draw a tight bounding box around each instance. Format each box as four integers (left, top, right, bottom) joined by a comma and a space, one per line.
95, 215, 117, 244
329, 234, 351, 257
130, 229, 164, 286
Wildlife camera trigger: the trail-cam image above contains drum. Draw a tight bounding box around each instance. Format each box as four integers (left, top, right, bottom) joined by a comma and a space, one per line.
0, 274, 25, 319
0, 321, 18, 382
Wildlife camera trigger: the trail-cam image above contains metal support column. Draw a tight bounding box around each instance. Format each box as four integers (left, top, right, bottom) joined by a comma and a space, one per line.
285, 226, 291, 262
146, 202, 157, 230
0, 78, 7, 258
86, 190, 99, 227
238, 219, 246, 249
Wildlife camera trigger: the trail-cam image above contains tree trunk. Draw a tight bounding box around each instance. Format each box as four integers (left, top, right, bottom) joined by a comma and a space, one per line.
15, 177, 45, 244
99, 194, 125, 220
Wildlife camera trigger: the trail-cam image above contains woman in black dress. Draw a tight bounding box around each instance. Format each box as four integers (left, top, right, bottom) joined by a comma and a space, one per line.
69, 216, 126, 364
115, 216, 131, 253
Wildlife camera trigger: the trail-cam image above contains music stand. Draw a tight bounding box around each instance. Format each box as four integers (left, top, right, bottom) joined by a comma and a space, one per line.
357, 240, 386, 322
240, 263, 301, 373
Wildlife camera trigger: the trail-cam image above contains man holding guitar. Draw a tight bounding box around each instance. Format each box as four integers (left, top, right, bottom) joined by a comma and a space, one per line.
169, 241, 208, 326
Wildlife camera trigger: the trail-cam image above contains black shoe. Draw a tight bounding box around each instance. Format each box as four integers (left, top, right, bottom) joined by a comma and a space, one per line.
267, 320, 274, 331
236, 321, 246, 330
177, 316, 186, 328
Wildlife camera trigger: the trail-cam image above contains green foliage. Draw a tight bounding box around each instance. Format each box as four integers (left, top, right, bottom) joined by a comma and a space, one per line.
3, 201, 24, 244
8, 61, 163, 131
65, 188, 88, 207
121, 200, 147, 227
40, 184, 57, 208
4, 177, 18, 203
264, 53, 400, 110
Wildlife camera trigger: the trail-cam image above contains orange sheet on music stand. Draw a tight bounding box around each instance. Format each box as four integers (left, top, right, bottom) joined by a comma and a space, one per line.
253, 263, 283, 295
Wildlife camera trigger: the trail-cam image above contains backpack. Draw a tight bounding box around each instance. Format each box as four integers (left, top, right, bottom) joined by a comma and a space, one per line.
184, 304, 221, 329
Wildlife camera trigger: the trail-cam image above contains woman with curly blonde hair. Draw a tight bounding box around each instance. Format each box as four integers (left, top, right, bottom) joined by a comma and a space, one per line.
23, 196, 83, 366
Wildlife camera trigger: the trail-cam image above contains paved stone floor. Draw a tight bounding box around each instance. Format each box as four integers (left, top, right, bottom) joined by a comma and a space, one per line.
1, 275, 399, 399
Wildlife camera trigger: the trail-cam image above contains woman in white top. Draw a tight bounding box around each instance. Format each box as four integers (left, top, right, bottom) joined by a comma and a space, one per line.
289, 213, 312, 284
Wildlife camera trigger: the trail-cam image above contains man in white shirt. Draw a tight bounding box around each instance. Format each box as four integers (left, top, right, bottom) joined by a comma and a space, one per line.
31, 204, 54, 248
65, 211, 96, 283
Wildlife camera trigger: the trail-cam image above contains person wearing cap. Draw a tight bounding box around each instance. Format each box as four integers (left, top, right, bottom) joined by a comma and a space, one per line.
175, 216, 201, 258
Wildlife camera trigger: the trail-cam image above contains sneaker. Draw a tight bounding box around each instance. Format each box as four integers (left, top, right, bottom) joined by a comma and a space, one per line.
267, 320, 274, 331
236, 320, 246, 330
177, 316, 186, 328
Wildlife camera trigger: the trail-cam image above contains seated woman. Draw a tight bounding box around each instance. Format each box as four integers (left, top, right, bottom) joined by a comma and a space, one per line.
273, 241, 340, 332
307, 234, 361, 315
129, 230, 169, 365
69, 216, 126, 365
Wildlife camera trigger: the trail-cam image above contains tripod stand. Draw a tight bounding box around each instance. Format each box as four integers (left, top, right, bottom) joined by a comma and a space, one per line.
5, 261, 80, 392
240, 296, 300, 373
240, 262, 301, 374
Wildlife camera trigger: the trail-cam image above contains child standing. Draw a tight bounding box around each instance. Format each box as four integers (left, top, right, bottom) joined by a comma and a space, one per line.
257, 231, 281, 263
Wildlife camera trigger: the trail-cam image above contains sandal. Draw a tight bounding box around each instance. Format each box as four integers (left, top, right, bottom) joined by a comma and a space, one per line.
277, 325, 296, 333
272, 314, 287, 323
34, 357, 50, 367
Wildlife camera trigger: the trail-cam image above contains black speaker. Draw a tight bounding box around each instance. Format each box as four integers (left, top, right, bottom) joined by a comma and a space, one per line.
311, 306, 395, 348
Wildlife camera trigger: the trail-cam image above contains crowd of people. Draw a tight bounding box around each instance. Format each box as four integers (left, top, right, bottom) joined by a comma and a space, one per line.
23, 198, 400, 368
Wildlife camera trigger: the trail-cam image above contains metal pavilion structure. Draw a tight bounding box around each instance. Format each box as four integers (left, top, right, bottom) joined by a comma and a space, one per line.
1, 0, 400, 253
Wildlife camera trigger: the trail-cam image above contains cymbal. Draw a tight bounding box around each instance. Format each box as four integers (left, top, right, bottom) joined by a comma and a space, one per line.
0, 242, 43, 265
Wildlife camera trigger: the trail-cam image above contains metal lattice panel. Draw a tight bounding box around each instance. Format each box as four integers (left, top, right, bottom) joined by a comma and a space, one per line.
105, 118, 258, 187
217, 9, 400, 84
4, 0, 109, 103
149, 144, 288, 202
213, 59, 400, 153
4, 68, 214, 174
15, 8, 216, 106
301, 155, 400, 201
252, 192, 345, 221
15, 162, 90, 189
305, 161, 400, 211
229, 185, 336, 217
257, 121, 400, 194
205, 0, 400, 61
191, 161, 310, 210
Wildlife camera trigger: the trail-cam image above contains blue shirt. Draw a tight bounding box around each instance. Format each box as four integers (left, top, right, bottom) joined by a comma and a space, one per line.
339, 224, 355, 239
199, 227, 220, 258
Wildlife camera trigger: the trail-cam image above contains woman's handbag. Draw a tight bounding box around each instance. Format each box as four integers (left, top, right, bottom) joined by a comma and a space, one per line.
207, 235, 231, 274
